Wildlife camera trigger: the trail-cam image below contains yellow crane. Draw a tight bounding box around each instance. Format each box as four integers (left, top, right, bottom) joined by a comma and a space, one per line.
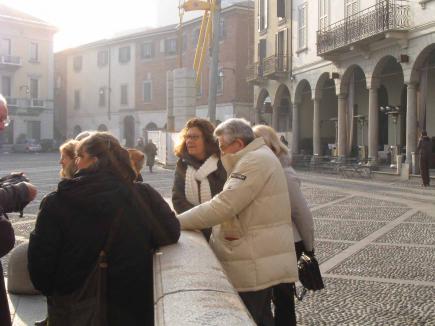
179, 0, 217, 87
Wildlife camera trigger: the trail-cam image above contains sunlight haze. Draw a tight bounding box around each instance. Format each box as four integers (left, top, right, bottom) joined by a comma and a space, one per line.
0, 0, 158, 51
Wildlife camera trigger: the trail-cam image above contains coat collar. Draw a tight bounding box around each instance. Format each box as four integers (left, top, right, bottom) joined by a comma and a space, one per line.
221, 137, 265, 173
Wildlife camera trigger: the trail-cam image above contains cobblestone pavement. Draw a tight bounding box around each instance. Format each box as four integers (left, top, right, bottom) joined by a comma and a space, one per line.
1, 153, 434, 325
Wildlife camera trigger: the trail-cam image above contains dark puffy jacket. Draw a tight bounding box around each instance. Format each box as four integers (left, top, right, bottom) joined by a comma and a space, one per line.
0, 182, 30, 326
28, 170, 180, 326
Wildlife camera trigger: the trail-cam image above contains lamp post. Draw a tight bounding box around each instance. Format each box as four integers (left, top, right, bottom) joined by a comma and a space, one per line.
380, 105, 401, 167
208, 0, 221, 124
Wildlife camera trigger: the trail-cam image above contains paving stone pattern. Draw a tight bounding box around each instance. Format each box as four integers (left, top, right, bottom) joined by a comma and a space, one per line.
407, 211, 435, 223
329, 244, 435, 283
300, 186, 347, 208
313, 240, 353, 264
375, 223, 435, 245
314, 219, 387, 241
295, 278, 435, 326
313, 205, 410, 221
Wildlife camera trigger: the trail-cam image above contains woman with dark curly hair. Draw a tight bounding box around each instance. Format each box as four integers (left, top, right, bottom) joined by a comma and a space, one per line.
172, 118, 227, 240
28, 132, 180, 325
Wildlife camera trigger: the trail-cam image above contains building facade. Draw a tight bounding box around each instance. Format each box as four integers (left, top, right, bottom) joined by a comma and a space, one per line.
57, 1, 254, 146
250, 0, 435, 171
0, 5, 56, 145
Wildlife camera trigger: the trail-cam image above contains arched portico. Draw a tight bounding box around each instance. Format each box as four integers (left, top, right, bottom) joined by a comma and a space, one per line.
293, 80, 313, 155
314, 73, 338, 156
273, 84, 291, 132
339, 65, 369, 159
371, 56, 405, 165
255, 89, 273, 126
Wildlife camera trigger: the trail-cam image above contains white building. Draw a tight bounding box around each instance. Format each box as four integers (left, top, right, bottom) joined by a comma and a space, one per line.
0, 5, 56, 145
250, 0, 435, 174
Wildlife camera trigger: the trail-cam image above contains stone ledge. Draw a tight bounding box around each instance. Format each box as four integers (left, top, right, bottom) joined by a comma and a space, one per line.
154, 231, 255, 326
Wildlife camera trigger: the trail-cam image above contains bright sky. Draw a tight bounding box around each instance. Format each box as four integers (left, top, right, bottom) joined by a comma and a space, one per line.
0, 0, 158, 52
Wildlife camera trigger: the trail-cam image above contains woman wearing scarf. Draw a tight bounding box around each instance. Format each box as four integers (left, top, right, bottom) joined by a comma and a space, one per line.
172, 118, 227, 240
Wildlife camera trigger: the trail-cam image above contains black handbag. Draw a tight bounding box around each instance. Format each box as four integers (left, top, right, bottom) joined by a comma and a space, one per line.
47, 210, 122, 326
295, 252, 324, 300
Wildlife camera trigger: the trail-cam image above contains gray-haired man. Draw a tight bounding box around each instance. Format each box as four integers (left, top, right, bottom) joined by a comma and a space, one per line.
177, 118, 298, 325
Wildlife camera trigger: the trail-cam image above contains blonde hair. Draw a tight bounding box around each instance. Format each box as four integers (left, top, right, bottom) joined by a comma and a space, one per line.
59, 139, 78, 179
127, 148, 145, 177
253, 125, 289, 156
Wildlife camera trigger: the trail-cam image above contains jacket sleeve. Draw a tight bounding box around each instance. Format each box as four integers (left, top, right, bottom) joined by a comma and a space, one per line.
178, 154, 268, 230
0, 183, 30, 214
140, 184, 180, 248
286, 174, 314, 252
0, 215, 14, 258
172, 161, 194, 214
28, 195, 62, 296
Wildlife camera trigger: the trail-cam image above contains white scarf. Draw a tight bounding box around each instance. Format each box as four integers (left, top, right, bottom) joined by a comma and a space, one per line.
185, 155, 219, 206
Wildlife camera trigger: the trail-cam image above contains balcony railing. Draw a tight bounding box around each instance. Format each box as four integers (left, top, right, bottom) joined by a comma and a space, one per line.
263, 55, 290, 78
246, 61, 263, 83
0, 55, 22, 66
5, 97, 18, 107
317, 0, 411, 56
31, 99, 45, 108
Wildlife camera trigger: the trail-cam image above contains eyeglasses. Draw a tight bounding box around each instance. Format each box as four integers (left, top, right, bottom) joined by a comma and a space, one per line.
184, 134, 202, 141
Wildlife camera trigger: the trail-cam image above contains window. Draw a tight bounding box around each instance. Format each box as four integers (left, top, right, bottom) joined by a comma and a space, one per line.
119, 46, 131, 63
1, 76, 11, 97
217, 68, 223, 95
164, 39, 177, 55
345, 0, 358, 18
257, 0, 268, 32
30, 78, 38, 99
141, 42, 154, 59
30, 42, 38, 62
99, 87, 106, 107
0, 39, 11, 55
143, 81, 152, 102
74, 90, 80, 110
97, 50, 108, 67
73, 56, 82, 72
219, 19, 226, 40
298, 3, 307, 50
277, 0, 286, 19
120, 84, 128, 105
319, 0, 330, 31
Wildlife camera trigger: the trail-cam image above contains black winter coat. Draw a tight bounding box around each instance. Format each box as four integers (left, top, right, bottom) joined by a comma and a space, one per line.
28, 170, 180, 326
0, 182, 30, 326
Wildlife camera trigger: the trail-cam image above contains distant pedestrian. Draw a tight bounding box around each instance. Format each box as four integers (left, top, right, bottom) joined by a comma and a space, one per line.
172, 118, 227, 240
144, 139, 157, 173
254, 125, 315, 326
135, 137, 146, 153
280, 135, 289, 147
417, 130, 432, 187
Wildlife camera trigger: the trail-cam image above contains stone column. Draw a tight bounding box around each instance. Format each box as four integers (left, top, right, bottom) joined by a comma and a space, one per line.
368, 87, 379, 163
272, 104, 279, 130
172, 68, 196, 131
291, 102, 299, 155
406, 83, 417, 163
337, 94, 347, 158
313, 98, 321, 156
